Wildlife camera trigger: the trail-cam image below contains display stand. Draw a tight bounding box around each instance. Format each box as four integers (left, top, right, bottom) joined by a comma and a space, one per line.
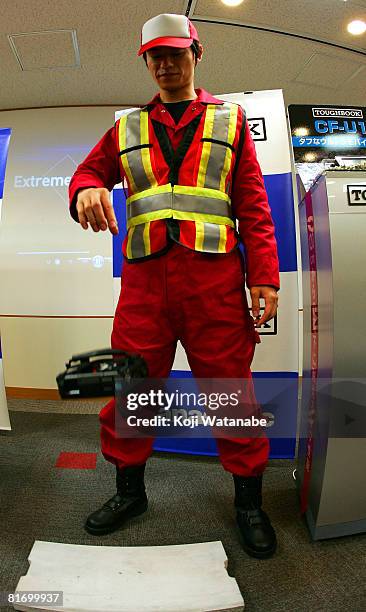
297, 170, 366, 539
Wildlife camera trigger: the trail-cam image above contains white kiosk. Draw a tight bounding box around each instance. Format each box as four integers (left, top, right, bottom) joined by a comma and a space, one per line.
297, 169, 366, 539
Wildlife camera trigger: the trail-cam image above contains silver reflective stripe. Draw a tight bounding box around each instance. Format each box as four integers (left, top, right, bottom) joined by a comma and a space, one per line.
128, 192, 232, 222
204, 104, 231, 190
173, 192, 231, 218
125, 110, 141, 148
212, 104, 232, 141
127, 192, 172, 222
130, 225, 146, 258
124, 111, 152, 191
202, 223, 222, 252
129, 222, 227, 257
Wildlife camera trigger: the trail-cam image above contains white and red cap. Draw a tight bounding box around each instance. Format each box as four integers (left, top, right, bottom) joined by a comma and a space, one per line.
138, 13, 199, 56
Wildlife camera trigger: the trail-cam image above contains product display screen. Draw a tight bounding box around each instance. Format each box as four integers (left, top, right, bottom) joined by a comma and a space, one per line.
0, 108, 119, 316
288, 104, 366, 190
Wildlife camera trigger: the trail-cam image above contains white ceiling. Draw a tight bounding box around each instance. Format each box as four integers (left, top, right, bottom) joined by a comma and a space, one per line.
0, 0, 365, 110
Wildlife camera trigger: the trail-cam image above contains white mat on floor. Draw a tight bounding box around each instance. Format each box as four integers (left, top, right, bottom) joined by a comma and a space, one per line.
14, 540, 244, 612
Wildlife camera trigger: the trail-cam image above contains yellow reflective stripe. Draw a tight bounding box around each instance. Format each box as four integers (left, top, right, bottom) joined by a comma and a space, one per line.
197, 104, 215, 188
127, 183, 172, 205
173, 184, 230, 202
119, 116, 138, 194
172, 210, 235, 227
127, 209, 173, 228
126, 179, 232, 204
126, 226, 135, 259
143, 221, 151, 256
140, 111, 157, 188
202, 105, 216, 138
227, 104, 239, 146
140, 110, 149, 144
219, 104, 239, 192
195, 221, 205, 251
218, 224, 227, 253
118, 115, 127, 153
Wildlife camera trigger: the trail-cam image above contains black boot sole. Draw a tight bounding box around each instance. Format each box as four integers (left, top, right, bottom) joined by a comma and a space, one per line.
238, 530, 277, 559
84, 500, 148, 536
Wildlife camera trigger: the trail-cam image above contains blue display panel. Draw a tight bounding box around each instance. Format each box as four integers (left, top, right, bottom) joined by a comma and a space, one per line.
0, 127, 12, 430
264, 173, 297, 272
153, 371, 299, 459
0, 128, 12, 199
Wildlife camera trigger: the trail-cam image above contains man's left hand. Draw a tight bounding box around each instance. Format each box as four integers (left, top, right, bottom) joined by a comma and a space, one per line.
250, 286, 279, 328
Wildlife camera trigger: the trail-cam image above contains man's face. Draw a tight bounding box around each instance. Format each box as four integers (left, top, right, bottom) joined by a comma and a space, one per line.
145, 46, 197, 92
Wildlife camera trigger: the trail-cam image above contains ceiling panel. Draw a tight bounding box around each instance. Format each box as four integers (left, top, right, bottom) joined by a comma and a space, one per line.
0, 0, 364, 110
292, 52, 364, 88
194, 0, 366, 51
337, 64, 366, 97
195, 20, 365, 106
1, 0, 186, 32
8, 30, 79, 70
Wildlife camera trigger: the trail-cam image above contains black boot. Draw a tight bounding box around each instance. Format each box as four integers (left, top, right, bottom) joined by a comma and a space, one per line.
85, 464, 148, 535
233, 474, 277, 559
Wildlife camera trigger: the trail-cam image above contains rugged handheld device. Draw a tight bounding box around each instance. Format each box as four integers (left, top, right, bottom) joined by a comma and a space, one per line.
56, 348, 148, 399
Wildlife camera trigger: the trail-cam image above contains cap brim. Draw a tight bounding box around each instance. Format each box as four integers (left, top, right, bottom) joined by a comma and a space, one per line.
138, 36, 193, 56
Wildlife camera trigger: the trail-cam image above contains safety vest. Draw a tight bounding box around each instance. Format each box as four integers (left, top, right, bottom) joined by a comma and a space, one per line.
117, 102, 241, 259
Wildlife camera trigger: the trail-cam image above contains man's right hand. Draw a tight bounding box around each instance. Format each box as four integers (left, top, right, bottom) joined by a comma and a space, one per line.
76, 187, 119, 235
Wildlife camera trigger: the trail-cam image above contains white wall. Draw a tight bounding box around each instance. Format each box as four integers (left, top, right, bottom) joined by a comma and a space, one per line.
0, 106, 124, 392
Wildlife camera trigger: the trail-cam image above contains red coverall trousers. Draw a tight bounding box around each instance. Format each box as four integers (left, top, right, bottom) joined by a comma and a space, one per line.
99, 242, 270, 477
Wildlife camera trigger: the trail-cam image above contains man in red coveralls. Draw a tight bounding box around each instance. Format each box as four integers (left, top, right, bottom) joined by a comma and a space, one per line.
69, 13, 280, 558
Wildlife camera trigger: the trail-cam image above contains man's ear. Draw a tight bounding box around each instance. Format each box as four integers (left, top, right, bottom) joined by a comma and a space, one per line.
196, 43, 204, 63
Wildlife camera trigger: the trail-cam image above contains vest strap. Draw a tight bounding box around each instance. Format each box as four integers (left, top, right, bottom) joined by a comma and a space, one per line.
198, 103, 239, 191
194, 222, 228, 253
126, 184, 234, 229
119, 110, 157, 192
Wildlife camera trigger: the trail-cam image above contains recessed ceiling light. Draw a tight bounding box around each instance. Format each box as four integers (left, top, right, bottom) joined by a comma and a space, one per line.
221, 0, 245, 7
347, 20, 366, 35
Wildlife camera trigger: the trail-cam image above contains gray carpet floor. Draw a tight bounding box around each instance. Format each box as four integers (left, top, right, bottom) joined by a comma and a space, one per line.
1, 406, 365, 612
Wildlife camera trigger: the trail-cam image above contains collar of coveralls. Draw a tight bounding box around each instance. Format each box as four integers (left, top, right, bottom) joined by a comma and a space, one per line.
144, 87, 224, 108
